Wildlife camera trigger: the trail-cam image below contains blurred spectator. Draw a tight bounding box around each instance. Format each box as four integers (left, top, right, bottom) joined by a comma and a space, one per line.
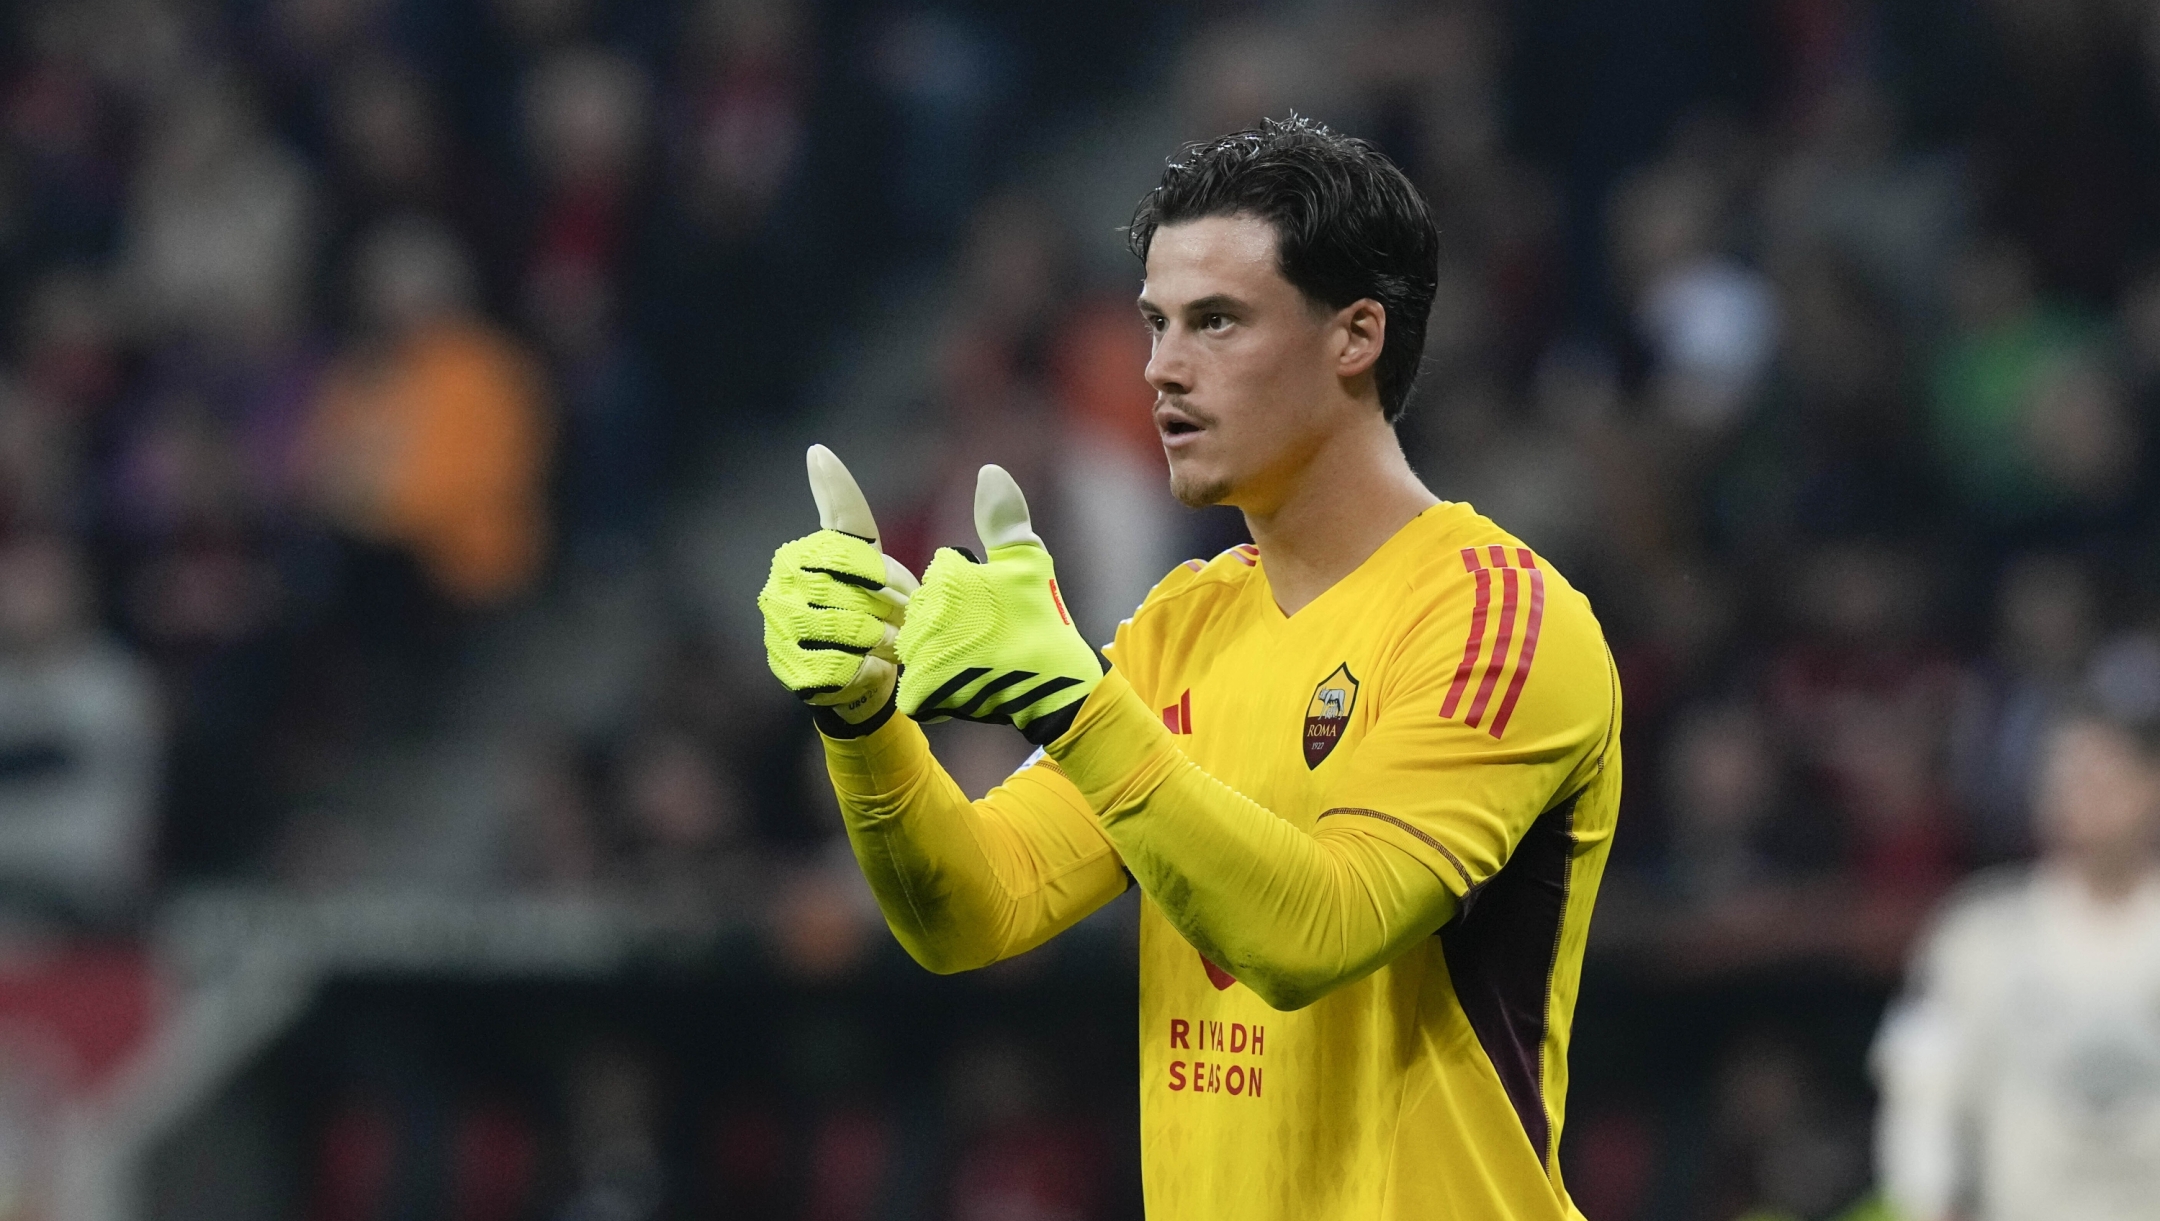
1610, 118, 1779, 431
559, 1041, 665, 1221
608, 719, 751, 908
1949, 553, 2098, 861
521, 46, 662, 569
1660, 700, 1799, 906
673, 0, 807, 239
942, 1035, 1110, 1221
120, 72, 317, 353
503, 735, 602, 893
1875, 703, 2160, 1221
1928, 239, 2134, 538
1697, 1028, 1871, 1221
871, 8, 1013, 240
303, 216, 551, 610
0, 533, 159, 916
1768, 547, 1963, 950
1049, 292, 1183, 643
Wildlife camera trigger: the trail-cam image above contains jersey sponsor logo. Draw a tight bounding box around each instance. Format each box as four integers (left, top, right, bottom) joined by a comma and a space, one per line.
1439, 546, 1547, 739
1303, 663, 1359, 768
1161, 688, 1193, 734
1167, 1018, 1265, 1097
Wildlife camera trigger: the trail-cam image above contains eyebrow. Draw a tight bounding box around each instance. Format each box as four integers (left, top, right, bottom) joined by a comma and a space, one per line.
1136, 292, 1249, 316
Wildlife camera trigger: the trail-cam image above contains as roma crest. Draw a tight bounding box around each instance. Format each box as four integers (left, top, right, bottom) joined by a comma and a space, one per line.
1303, 663, 1359, 769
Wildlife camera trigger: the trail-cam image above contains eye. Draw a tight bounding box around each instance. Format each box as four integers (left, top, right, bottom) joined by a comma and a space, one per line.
1202, 313, 1232, 332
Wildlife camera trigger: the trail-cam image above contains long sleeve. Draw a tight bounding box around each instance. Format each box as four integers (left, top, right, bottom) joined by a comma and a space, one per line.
1048, 670, 1458, 1011
823, 712, 1130, 973
1872, 995, 1965, 1221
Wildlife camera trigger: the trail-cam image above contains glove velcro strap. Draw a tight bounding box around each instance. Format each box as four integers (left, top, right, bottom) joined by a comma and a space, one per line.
813, 692, 899, 739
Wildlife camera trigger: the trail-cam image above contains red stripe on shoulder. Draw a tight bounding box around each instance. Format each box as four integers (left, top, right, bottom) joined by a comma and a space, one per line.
1439, 551, 1492, 719
1487, 567, 1547, 738
1182, 559, 1206, 573
1464, 566, 1519, 728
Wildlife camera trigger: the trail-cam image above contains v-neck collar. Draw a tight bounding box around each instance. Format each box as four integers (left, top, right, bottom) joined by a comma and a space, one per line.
1255, 502, 1455, 624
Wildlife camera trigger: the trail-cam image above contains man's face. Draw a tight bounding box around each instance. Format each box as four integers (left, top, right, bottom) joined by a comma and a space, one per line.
2036, 720, 2160, 862
1138, 214, 1350, 510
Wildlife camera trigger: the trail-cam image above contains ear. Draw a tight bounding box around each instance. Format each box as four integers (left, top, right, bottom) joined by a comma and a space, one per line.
1334, 299, 1386, 381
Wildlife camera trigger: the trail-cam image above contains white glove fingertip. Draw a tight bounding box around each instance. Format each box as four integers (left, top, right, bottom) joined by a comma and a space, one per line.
807, 444, 880, 542
883, 554, 920, 598
974, 464, 1043, 550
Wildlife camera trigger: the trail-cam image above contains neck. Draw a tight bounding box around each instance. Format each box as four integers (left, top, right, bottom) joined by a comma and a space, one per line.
2065, 851, 2156, 906
1240, 410, 1438, 616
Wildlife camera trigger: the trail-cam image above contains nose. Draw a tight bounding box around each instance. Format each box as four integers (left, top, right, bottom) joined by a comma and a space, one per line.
1145, 329, 1190, 397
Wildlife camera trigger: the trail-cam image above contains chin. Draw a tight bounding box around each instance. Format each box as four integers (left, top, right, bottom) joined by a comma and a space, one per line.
1168, 466, 1233, 509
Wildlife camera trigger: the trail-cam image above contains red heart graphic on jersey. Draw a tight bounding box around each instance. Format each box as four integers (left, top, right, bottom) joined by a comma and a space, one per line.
1199, 953, 1237, 991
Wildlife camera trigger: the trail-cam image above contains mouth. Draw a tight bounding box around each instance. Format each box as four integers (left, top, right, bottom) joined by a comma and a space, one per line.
1155, 404, 1206, 449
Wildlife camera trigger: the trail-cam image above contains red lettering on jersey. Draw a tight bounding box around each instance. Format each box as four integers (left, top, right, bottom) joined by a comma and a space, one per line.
1250, 1026, 1264, 1055
1226, 1065, 1245, 1095
1170, 1019, 1189, 1050
1168, 1061, 1186, 1091
1247, 1067, 1261, 1097
1230, 1023, 1246, 1054
1211, 1063, 1223, 1092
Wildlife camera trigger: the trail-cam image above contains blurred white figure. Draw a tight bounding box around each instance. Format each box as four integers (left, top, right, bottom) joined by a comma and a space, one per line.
1637, 257, 1779, 428
1874, 706, 2160, 1221
0, 536, 161, 915
121, 74, 316, 348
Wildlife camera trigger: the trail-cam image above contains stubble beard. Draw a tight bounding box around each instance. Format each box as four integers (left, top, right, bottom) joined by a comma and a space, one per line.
1169, 464, 1232, 509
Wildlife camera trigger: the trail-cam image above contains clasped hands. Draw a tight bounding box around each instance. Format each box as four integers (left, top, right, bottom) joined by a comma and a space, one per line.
757, 446, 1102, 744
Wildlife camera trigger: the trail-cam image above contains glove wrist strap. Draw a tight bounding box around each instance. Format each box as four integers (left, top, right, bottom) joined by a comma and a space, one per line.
814, 693, 899, 739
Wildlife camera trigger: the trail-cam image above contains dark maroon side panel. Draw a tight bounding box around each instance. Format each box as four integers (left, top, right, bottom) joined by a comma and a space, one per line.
1439, 797, 1577, 1163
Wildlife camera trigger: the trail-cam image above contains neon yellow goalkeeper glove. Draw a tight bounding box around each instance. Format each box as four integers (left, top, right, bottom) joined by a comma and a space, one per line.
895, 464, 1103, 745
758, 445, 921, 736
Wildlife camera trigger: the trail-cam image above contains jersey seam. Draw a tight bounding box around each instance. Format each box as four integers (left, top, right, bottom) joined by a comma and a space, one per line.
966, 772, 1120, 902
1535, 801, 1577, 1176
1597, 646, 1620, 773
1128, 557, 1261, 621
1317, 807, 1474, 891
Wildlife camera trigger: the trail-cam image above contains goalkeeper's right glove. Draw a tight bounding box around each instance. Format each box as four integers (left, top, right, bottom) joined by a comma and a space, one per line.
757, 445, 921, 736
895, 464, 1103, 745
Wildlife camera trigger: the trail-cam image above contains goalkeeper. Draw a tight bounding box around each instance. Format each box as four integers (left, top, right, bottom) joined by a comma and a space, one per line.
759, 117, 1619, 1221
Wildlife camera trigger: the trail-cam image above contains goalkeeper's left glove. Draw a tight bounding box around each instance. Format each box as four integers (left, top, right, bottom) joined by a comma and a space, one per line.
895, 464, 1103, 745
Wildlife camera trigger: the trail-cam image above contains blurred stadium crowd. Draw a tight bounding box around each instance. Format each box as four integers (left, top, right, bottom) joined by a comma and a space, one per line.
3, 0, 2160, 1218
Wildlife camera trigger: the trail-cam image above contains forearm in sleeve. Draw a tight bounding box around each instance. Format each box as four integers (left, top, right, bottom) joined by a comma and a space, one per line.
1047, 671, 1458, 1011
823, 713, 1129, 974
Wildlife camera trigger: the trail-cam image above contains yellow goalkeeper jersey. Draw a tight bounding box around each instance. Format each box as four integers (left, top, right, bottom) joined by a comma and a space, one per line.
1104, 502, 1619, 1219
